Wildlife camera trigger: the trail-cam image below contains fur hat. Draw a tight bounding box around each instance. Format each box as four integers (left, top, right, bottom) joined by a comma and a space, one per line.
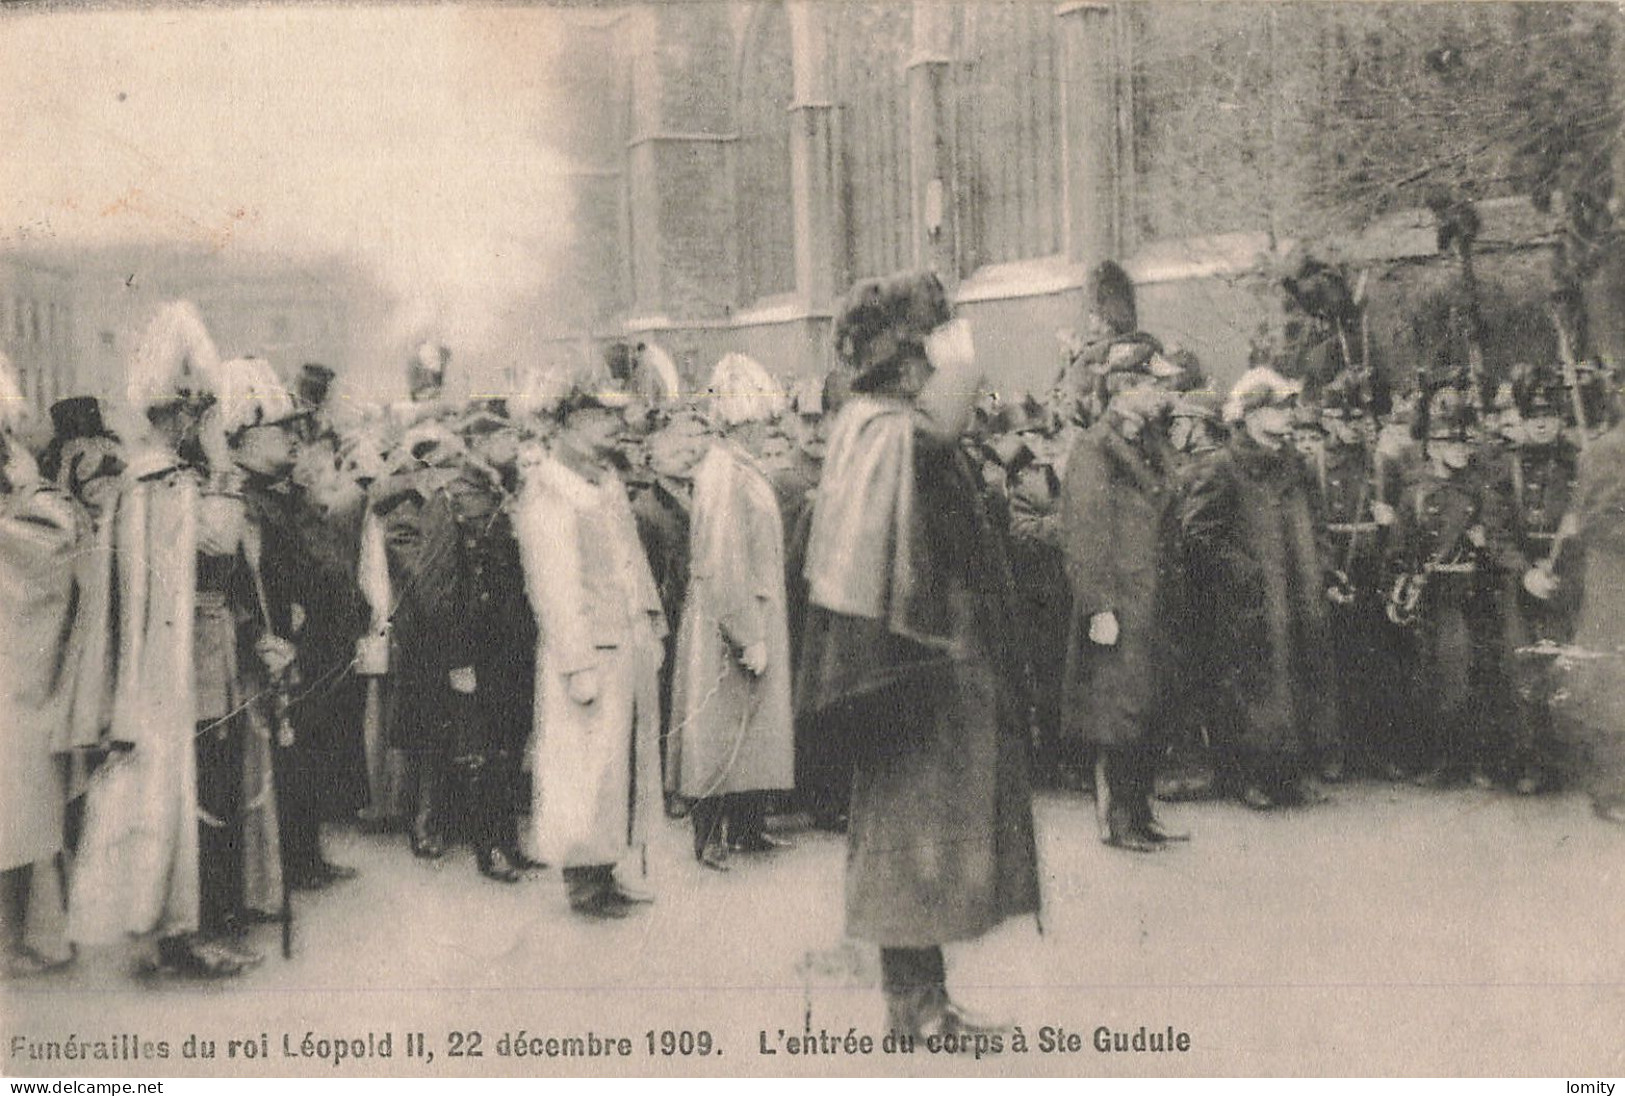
1224, 367, 1303, 424
834, 270, 951, 392
125, 300, 221, 414
1088, 260, 1138, 337
708, 352, 787, 427
212, 356, 302, 439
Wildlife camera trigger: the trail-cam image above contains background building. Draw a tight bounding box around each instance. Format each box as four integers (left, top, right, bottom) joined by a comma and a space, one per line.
557, 0, 1623, 397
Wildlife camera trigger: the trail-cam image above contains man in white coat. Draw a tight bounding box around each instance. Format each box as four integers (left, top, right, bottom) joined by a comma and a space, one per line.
667, 354, 796, 870
514, 390, 667, 919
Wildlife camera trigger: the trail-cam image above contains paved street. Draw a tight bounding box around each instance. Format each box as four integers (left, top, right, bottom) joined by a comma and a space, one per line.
6, 781, 1624, 1077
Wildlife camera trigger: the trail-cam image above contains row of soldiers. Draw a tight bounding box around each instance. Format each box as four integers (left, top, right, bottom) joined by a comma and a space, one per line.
0, 302, 842, 979
3, 258, 1617, 980
971, 256, 1618, 850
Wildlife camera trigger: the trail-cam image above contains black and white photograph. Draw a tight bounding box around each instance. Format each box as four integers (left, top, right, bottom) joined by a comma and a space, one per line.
2, 0, 1623, 1079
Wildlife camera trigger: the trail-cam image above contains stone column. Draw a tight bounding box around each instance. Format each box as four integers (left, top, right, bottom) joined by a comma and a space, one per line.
907, 1, 957, 279
1056, 1, 1119, 269
787, 0, 839, 310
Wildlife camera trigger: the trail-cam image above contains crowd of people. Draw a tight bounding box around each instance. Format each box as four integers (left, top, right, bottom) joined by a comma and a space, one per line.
3, 254, 1623, 1039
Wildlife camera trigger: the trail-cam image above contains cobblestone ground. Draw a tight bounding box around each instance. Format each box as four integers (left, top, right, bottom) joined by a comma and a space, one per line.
6, 782, 1624, 1077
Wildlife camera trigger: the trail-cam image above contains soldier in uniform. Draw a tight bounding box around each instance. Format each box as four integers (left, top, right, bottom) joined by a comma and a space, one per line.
1, 354, 81, 978
1060, 386, 1186, 850
1306, 375, 1402, 780
1386, 387, 1508, 785
667, 354, 796, 870
240, 366, 369, 891
71, 306, 282, 979
372, 421, 468, 860
1056, 260, 1183, 424
1156, 391, 1228, 803
1481, 365, 1582, 793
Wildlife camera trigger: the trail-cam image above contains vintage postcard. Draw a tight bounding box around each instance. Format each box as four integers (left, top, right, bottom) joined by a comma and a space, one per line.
2, 0, 1623, 1080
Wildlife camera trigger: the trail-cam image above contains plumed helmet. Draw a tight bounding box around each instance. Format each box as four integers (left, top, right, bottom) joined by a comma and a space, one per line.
211, 356, 301, 439
1088, 260, 1138, 337
708, 352, 787, 427
510, 363, 585, 420
834, 270, 951, 392
1109, 385, 1172, 424
125, 300, 221, 413
1224, 366, 1303, 424
636, 342, 683, 404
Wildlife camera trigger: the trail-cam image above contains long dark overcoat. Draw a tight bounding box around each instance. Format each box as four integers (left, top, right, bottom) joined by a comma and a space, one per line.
797, 399, 1040, 948
1178, 434, 1338, 756
1059, 422, 1176, 748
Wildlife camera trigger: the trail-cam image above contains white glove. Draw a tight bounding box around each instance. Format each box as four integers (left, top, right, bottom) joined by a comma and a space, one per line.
1088, 611, 1120, 647
567, 669, 599, 705
448, 666, 478, 694
739, 642, 769, 676
1371, 502, 1396, 527
1522, 566, 1559, 601
256, 634, 297, 678
924, 318, 976, 376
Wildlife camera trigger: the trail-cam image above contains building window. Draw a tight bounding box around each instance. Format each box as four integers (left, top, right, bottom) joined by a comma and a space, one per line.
952, 0, 1063, 273
12, 298, 25, 342
836, 1, 913, 284
27, 300, 40, 344
736, 1, 797, 303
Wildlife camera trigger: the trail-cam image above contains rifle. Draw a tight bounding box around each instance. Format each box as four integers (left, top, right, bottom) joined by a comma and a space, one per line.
1549, 303, 1591, 453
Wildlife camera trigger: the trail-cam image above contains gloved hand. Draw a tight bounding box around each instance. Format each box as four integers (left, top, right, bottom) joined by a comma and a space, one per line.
1522, 565, 1559, 601
1088, 610, 1119, 646
739, 642, 769, 676
448, 666, 478, 694
256, 634, 297, 678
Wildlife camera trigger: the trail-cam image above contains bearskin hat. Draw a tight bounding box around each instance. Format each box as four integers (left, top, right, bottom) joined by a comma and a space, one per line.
1282, 257, 1358, 327
1087, 260, 1137, 337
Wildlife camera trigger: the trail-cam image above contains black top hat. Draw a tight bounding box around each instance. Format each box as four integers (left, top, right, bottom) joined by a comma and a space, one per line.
49, 396, 110, 442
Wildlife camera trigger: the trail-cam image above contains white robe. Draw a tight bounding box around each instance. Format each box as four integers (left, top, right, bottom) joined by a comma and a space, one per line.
514, 454, 665, 870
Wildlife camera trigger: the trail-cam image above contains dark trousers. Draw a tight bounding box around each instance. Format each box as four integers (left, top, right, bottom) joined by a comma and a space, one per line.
1097, 742, 1158, 833
689, 793, 771, 858
275, 740, 321, 876
195, 723, 244, 938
